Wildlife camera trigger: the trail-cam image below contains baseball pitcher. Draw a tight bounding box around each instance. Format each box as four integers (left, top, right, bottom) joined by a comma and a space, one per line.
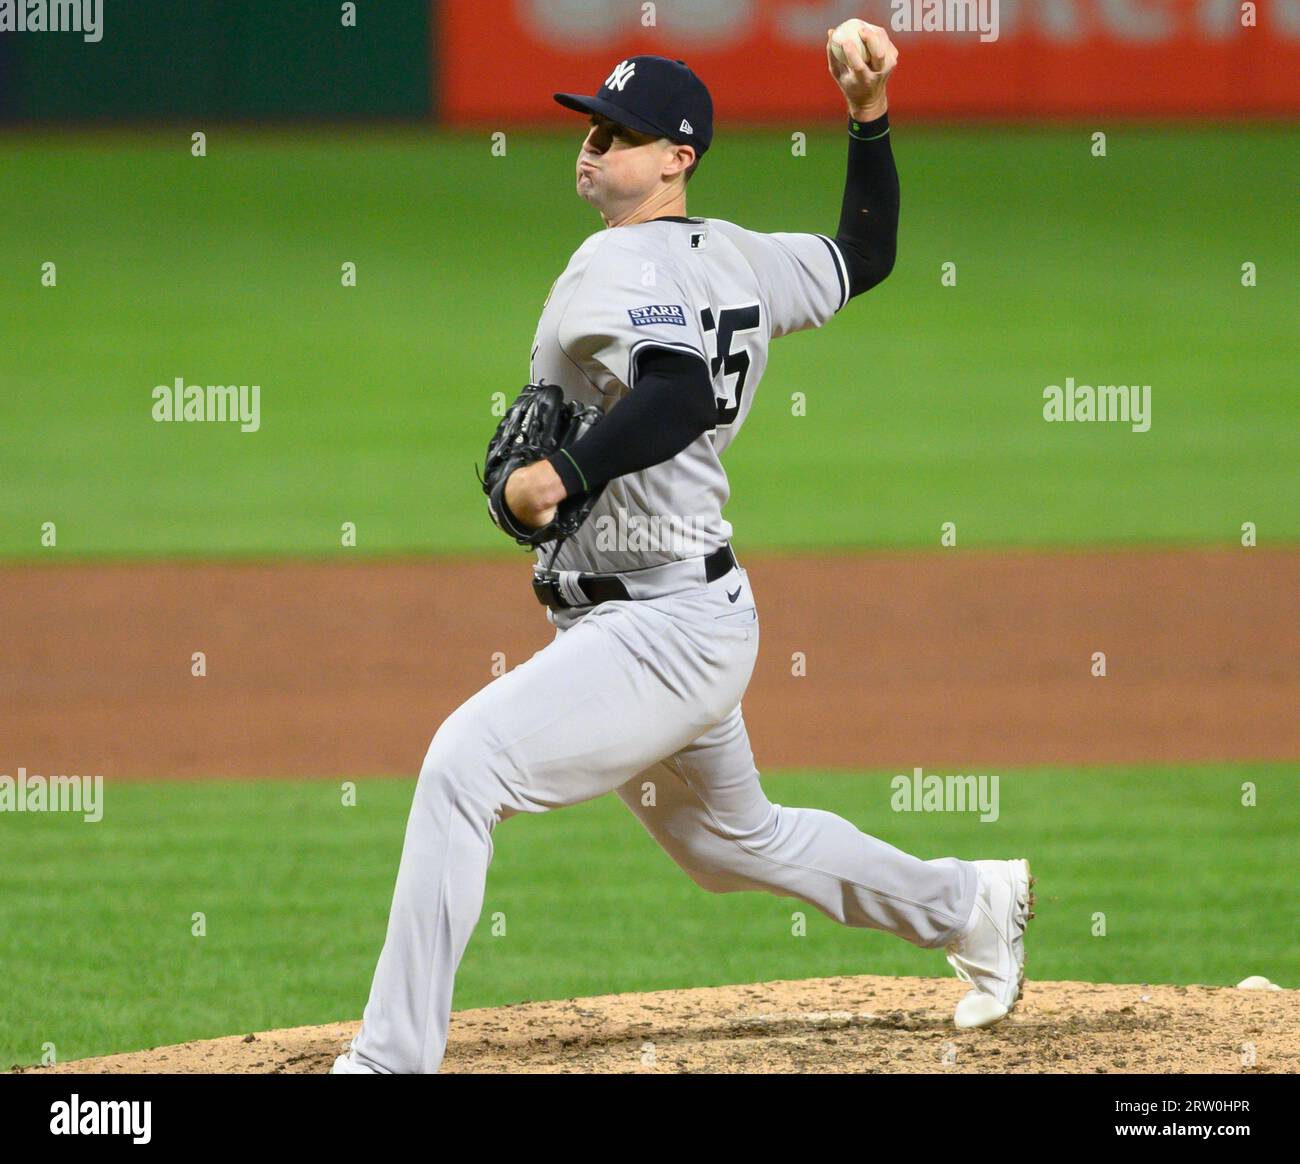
333, 23, 1034, 1075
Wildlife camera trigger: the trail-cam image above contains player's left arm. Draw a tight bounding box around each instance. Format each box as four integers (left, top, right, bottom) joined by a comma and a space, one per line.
505, 249, 717, 529
503, 348, 714, 527
826, 22, 901, 298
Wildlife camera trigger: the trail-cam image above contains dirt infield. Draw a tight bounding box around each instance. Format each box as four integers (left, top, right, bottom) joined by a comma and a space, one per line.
2, 548, 1296, 779
16, 975, 1296, 1074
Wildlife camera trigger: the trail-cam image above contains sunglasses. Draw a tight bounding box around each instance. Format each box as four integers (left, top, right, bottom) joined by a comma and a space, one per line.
587, 115, 659, 147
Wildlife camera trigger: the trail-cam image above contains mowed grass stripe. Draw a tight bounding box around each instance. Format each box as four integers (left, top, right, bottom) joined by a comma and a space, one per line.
0, 127, 1294, 557
1, 764, 1293, 1066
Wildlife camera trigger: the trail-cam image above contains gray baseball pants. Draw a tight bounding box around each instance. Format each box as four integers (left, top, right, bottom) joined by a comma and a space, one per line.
349, 562, 977, 1073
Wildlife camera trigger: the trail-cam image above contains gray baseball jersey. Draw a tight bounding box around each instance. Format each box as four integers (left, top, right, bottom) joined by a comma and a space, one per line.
528, 217, 849, 574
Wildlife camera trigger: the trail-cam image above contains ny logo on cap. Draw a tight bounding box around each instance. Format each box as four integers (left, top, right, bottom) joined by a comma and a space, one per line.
605, 59, 636, 91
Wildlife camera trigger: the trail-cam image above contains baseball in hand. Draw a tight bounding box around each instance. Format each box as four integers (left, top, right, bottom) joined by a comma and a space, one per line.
827, 19, 897, 118
830, 19, 874, 68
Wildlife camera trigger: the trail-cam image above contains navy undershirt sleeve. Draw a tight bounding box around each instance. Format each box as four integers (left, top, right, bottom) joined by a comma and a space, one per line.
834, 111, 899, 298
546, 348, 716, 496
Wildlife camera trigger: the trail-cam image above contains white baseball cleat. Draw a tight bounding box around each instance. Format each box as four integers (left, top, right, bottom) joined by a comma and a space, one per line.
945, 858, 1035, 1030
329, 1040, 377, 1074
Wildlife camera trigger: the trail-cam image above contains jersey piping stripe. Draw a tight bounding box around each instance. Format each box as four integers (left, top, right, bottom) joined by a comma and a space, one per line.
814, 234, 850, 313
627, 338, 708, 389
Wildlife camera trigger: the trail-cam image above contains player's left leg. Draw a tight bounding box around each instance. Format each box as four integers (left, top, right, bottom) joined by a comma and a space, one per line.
617, 706, 976, 948
618, 708, 1033, 1025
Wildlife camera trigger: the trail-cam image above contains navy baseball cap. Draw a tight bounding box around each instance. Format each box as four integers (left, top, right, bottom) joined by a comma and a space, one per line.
555, 55, 713, 157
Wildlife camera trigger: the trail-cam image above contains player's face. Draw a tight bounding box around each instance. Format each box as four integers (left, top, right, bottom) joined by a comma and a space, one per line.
576, 114, 674, 210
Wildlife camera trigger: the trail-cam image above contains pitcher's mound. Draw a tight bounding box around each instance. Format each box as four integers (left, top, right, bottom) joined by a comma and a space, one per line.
15, 975, 1297, 1074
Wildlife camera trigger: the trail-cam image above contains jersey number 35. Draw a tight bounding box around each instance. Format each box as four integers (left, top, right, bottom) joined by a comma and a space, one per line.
701, 304, 761, 428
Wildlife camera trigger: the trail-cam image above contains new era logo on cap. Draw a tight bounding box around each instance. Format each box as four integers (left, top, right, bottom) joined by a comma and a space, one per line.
679, 119, 694, 135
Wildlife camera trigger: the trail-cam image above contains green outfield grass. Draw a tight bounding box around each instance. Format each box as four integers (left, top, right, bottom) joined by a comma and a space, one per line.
1, 765, 1293, 1068
0, 126, 1295, 558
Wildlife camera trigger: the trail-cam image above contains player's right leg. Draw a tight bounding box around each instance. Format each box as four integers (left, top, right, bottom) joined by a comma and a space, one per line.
345, 598, 757, 1074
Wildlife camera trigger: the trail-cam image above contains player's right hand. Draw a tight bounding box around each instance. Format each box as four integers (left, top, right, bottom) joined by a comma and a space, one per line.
826, 22, 898, 122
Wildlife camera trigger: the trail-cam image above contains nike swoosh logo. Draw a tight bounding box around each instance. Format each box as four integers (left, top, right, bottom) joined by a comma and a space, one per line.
727, 586, 742, 603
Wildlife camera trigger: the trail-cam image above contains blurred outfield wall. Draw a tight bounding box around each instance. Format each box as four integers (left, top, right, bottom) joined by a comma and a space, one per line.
0, 1, 1296, 124
0, 0, 431, 121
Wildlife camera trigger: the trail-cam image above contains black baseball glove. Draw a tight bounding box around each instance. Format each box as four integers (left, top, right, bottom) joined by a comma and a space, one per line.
480, 383, 606, 548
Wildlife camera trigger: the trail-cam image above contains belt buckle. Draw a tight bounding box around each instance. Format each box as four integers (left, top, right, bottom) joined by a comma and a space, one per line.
532, 571, 565, 610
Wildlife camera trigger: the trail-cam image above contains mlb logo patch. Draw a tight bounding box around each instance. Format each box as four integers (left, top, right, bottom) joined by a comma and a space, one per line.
628, 304, 687, 327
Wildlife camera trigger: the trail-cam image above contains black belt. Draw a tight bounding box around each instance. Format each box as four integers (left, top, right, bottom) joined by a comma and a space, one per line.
533, 544, 738, 611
